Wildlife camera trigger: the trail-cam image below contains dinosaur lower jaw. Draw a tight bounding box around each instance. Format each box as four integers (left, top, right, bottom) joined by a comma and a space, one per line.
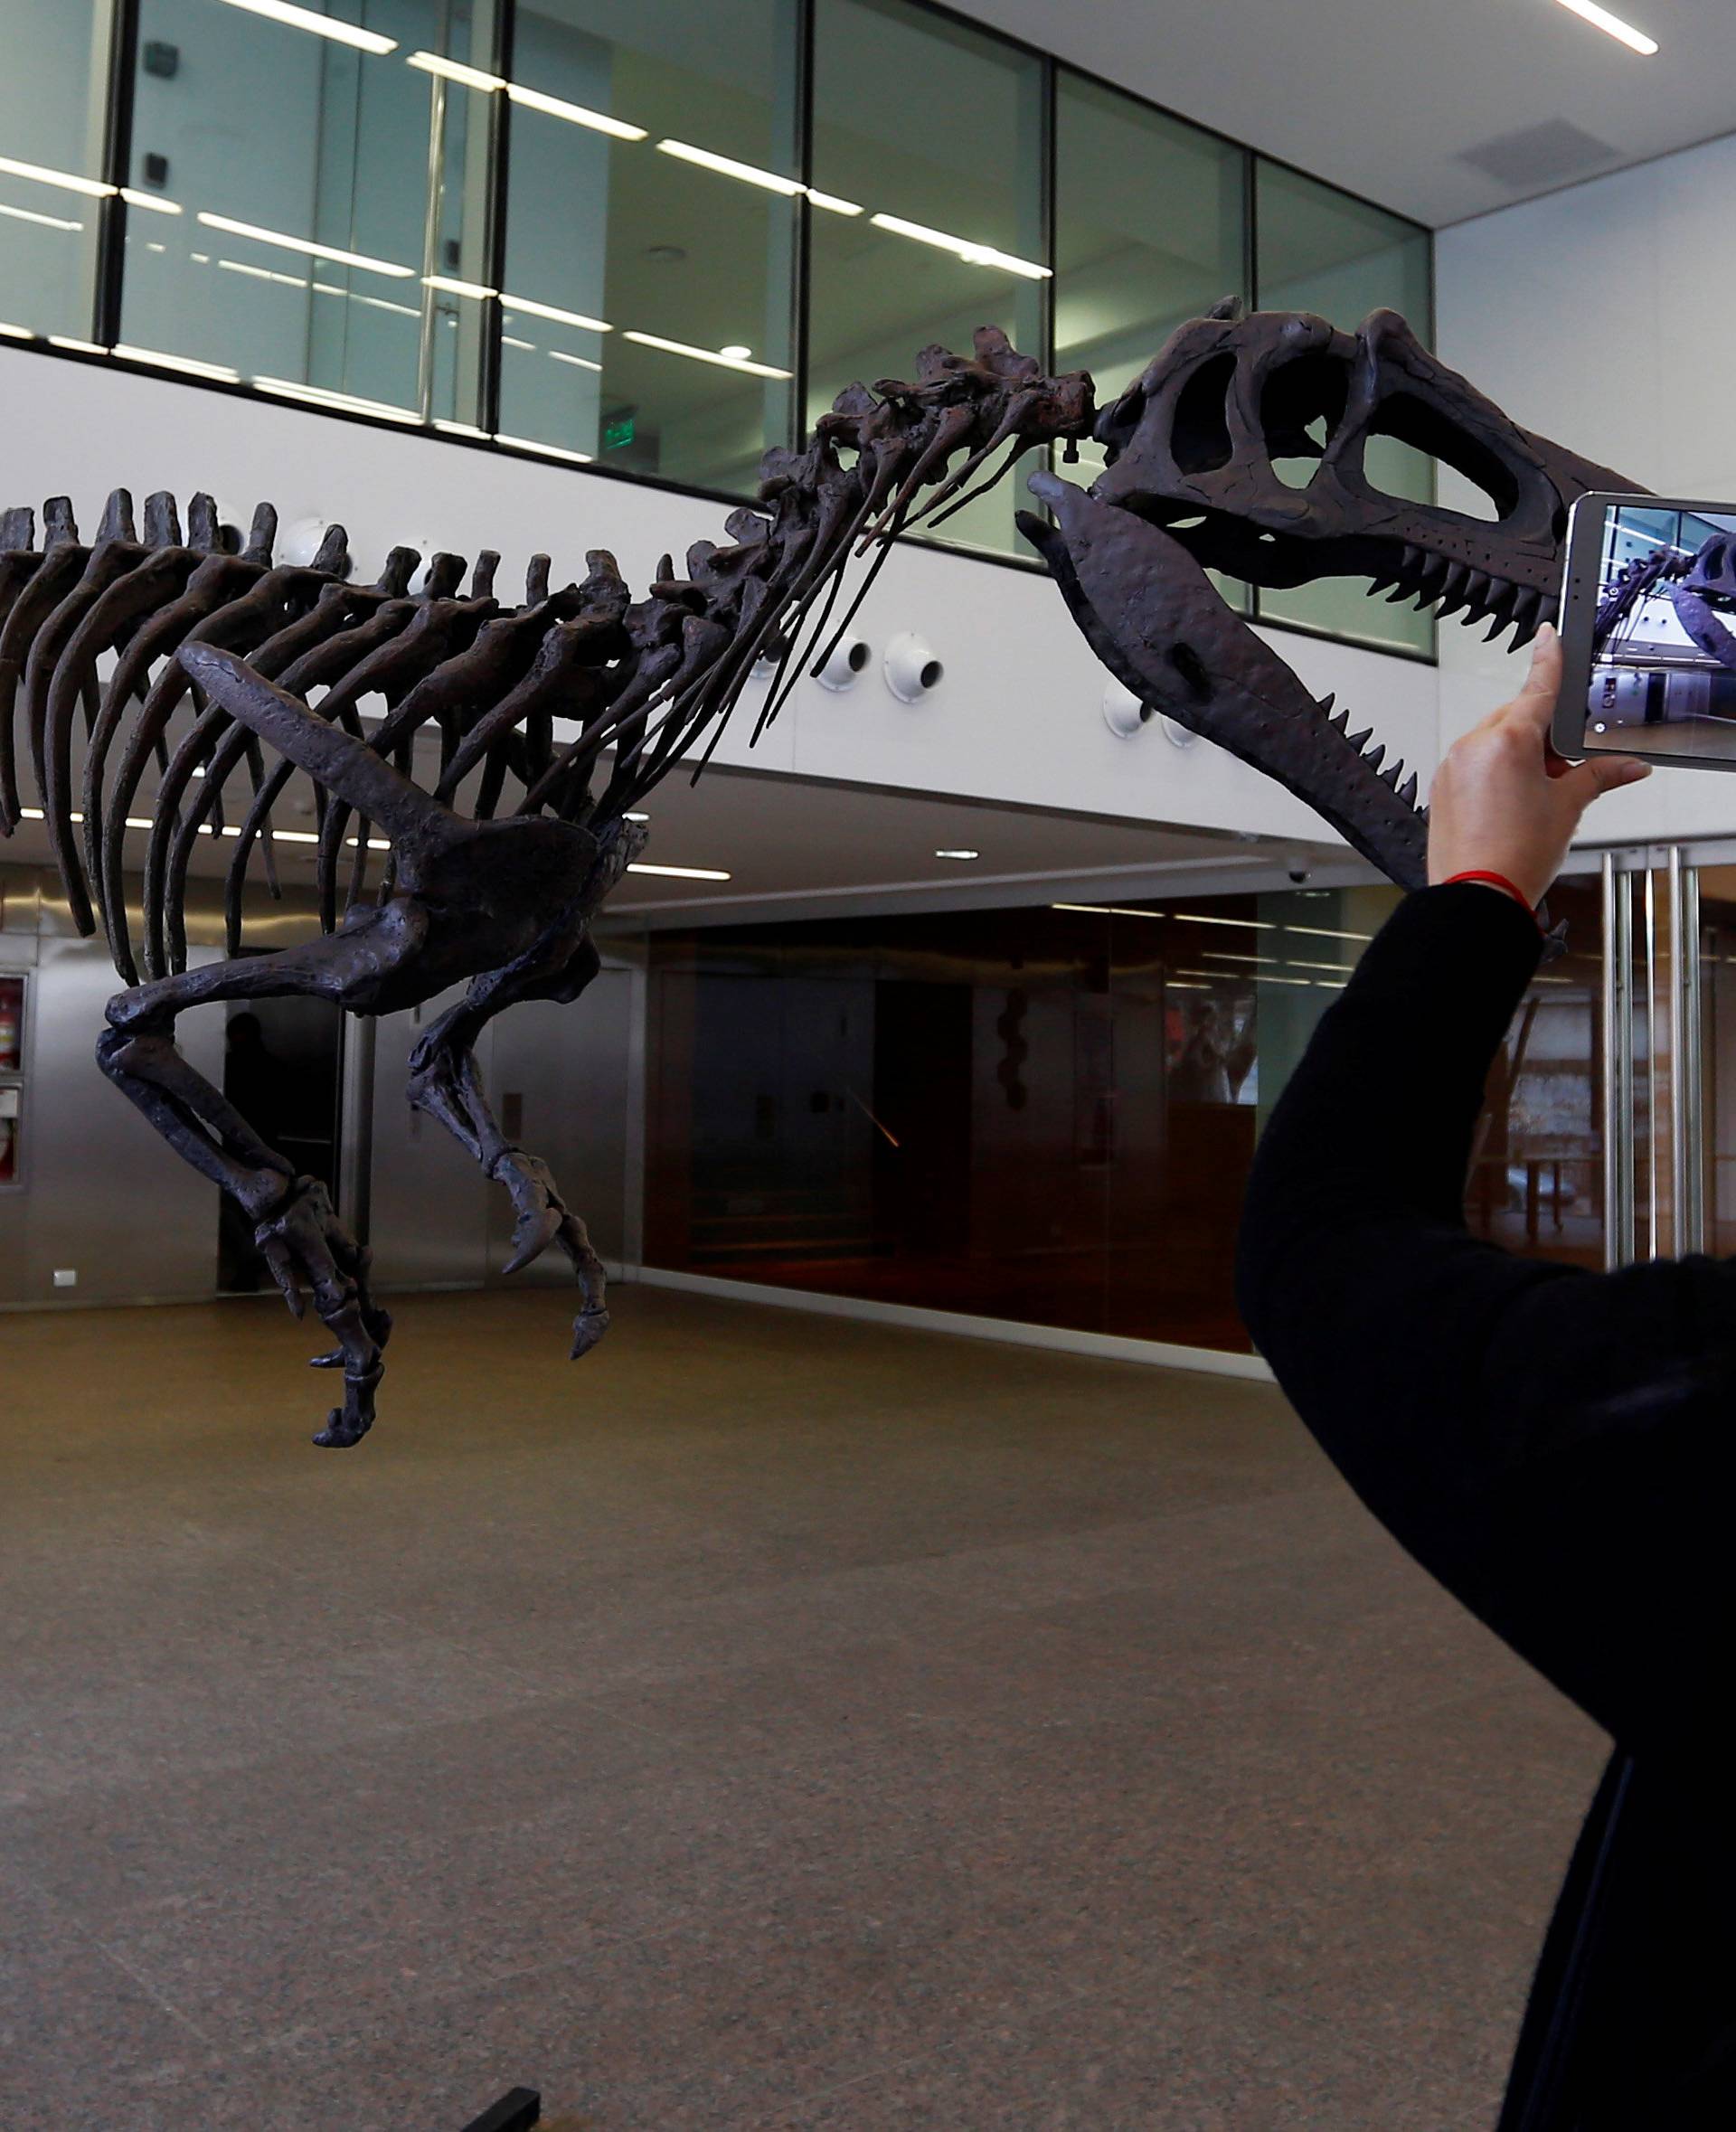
1020, 474, 1429, 891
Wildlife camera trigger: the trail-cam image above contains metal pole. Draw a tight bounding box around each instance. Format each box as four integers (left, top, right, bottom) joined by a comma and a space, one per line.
337, 1014, 375, 1248
1684, 862, 1704, 1254
1669, 844, 1686, 1258
1601, 851, 1620, 1269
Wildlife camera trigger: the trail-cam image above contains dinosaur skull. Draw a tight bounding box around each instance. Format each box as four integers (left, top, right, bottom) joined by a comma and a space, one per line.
1019, 299, 1640, 887
1683, 531, 1736, 605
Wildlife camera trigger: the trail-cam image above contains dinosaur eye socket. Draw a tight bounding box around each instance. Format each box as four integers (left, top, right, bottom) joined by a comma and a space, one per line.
1366, 391, 1515, 524
1260, 353, 1350, 493
1171, 354, 1237, 476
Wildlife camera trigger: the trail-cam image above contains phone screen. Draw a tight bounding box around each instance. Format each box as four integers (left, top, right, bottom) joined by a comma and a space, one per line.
1581, 500, 1736, 760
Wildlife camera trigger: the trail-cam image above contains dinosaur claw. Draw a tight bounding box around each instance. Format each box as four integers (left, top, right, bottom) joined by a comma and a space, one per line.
504, 1203, 563, 1277
570, 1307, 610, 1360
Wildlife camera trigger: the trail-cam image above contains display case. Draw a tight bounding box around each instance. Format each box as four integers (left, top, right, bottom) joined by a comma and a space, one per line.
0, 971, 25, 1188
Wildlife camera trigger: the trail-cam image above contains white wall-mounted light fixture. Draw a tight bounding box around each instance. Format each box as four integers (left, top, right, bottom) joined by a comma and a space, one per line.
815, 634, 872, 692
1101, 679, 1148, 738
883, 632, 943, 703
1159, 715, 1197, 750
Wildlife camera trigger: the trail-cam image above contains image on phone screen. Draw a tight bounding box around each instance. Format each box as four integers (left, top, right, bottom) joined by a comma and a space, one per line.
1585, 503, 1736, 759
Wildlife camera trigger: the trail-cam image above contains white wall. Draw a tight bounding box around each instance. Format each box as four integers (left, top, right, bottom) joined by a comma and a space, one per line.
0, 341, 1435, 854
1437, 129, 1736, 848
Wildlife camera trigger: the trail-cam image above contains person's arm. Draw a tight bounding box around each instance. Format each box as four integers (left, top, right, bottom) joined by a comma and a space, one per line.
1235, 632, 1736, 1749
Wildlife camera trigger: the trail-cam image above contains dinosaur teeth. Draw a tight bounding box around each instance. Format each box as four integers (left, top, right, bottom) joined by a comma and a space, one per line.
1363, 743, 1385, 773
1462, 571, 1493, 620
1398, 770, 1420, 807
1316, 692, 1336, 717
1510, 587, 1544, 644
1346, 726, 1373, 750
1380, 759, 1404, 788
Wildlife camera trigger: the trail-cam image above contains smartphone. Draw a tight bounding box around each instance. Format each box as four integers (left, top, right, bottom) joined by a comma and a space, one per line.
1555, 491, 1736, 770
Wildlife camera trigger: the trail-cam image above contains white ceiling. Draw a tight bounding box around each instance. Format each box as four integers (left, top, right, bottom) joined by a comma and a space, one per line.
960, 0, 1730, 228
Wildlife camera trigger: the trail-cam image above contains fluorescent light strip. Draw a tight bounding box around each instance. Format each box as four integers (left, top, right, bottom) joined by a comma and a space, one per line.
657, 138, 802, 196
219, 257, 309, 288
1282, 923, 1373, 941
869, 211, 1051, 281
0, 156, 115, 200
113, 344, 240, 382
501, 334, 537, 352
508, 82, 646, 140
494, 432, 593, 464
501, 292, 610, 334
626, 862, 731, 881
0, 202, 81, 233
212, 0, 397, 54
48, 335, 108, 354
1550, 0, 1657, 55
433, 419, 488, 439
0, 321, 33, 340
423, 273, 495, 299
549, 347, 602, 372
254, 375, 421, 422
1176, 911, 1276, 930
311, 280, 420, 318
623, 329, 791, 380
806, 188, 863, 217
119, 188, 182, 215
197, 211, 413, 278
405, 51, 505, 91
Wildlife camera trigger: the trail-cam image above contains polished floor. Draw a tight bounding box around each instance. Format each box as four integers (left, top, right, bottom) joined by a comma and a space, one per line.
1, 1287, 1608, 2129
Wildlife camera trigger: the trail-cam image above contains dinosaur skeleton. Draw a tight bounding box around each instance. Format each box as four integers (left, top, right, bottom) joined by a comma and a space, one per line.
1593, 528, 1736, 675
0, 303, 1638, 1446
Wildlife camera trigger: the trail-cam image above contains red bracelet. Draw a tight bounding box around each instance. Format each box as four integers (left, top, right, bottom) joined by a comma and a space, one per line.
1440, 869, 1545, 934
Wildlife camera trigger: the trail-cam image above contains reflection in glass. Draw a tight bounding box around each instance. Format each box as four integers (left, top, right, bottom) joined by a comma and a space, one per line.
0, 3, 108, 344
1463, 876, 1607, 1266
808, 0, 1044, 559
1053, 72, 1249, 608
1254, 159, 1435, 656
0, 972, 24, 1188
499, 0, 798, 492
120, 0, 496, 419
644, 888, 1401, 1354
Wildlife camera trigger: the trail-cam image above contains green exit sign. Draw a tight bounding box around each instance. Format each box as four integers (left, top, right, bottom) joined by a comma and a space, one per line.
602, 413, 635, 452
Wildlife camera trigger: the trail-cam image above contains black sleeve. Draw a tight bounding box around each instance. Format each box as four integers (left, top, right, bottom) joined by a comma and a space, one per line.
1235, 882, 1736, 1749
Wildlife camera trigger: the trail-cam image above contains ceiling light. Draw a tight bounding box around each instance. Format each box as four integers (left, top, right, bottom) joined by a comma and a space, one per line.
657, 138, 803, 195
405, 50, 505, 91
311, 280, 420, 317
494, 432, 593, 463
1052, 901, 1160, 919
0, 321, 33, 340
869, 211, 1050, 281
509, 83, 645, 139
719, 343, 751, 361
501, 292, 610, 333
0, 202, 82, 232
212, 0, 397, 52
501, 335, 537, 351
197, 211, 413, 278
254, 375, 421, 422
1549, 0, 1657, 55
935, 848, 979, 861
1175, 911, 1276, 930
423, 273, 495, 299
806, 187, 863, 216
119, 188, 182, 214
0, 155, 116, 200
1282, 923, 1373, 941
627, 862, 731, 881
48, 335, 108, 354
433, 418, 488, 439
624, 810, 649, 822
219, 257, 309, 288
114, 344, 240, 382
549, 348, 602, 372
1199, 949, 1277, 965
623, 329, 791, 379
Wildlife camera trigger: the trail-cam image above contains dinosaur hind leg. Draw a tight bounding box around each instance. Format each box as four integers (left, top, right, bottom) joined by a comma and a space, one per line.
98, 917, 417, 1446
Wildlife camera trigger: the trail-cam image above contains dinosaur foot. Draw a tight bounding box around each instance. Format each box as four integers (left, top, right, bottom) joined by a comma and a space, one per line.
253, 1176, 389, 1448
490, 1146, 612, 1360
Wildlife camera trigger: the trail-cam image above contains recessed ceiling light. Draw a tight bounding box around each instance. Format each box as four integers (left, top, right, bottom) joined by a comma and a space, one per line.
1549, 0, 1657, 55
936, 847, 979, 861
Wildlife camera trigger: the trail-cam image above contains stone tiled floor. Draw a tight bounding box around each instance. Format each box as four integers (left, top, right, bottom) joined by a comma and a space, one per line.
0, 1286, 1609, 2128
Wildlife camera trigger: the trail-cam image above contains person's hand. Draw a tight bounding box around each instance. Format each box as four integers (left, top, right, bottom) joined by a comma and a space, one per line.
1427, 623, 1651, 910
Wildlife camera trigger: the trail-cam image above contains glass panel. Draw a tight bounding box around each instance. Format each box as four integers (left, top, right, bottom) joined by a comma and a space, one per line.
0, 971, 24, 1189
643, 885, 1399, 1354
1254, 158, 1434, 656
1053, 71, 1248, 611
1695, 866, 1736, 1257
497, 0, 798, 493
808, 0, 1044, 560
120, 0, 496, 420
0, 2, 108, 343
1462, 876, 1607, 1266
